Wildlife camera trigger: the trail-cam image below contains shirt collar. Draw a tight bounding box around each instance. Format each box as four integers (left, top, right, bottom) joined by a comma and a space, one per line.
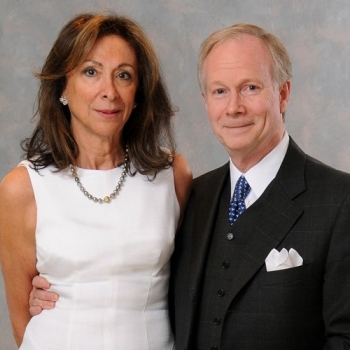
230, 132, 289, 199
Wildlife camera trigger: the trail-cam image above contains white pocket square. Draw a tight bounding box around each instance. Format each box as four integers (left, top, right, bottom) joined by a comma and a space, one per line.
265, 248, 303, 272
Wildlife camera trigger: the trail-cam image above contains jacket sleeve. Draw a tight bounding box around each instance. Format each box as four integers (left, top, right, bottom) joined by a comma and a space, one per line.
323, 194, 350, 349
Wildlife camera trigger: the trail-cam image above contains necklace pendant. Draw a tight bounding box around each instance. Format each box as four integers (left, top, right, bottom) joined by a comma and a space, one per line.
103, 196, 111, 203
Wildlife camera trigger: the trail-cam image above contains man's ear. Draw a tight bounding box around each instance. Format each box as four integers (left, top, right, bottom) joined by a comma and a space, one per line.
279, 80, 291, 114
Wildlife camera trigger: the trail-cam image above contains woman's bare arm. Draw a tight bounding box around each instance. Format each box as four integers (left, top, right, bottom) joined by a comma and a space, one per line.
0, 166, 37, 346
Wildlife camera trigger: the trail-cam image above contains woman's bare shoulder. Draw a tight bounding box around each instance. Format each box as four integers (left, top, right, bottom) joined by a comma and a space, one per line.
0, 166, 34, 205
0, 166, 36, 232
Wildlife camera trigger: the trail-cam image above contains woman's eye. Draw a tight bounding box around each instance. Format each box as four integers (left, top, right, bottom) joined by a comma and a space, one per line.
215, 89, 225, 94
118, 72, 131, 80
84, 68, 96, 77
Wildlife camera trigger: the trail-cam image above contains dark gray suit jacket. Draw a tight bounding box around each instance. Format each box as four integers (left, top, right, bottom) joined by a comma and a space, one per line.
170, 137, 350, 349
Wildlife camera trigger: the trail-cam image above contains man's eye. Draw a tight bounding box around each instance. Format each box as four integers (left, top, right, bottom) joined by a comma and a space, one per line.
242, 85, 260, 94
215, 89, 225, 94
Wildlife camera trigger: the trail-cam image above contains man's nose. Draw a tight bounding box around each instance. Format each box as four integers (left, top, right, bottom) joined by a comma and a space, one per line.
226, 92, 245, 116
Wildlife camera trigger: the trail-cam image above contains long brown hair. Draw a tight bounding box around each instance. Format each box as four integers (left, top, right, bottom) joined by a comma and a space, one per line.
22, 12, 176, 177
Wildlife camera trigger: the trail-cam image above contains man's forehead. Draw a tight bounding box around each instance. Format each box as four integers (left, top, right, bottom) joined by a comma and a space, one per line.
204, 37, 273, 77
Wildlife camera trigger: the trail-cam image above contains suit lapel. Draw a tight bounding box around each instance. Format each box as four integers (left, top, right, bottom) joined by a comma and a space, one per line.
188, 138, 308, 304
227, 137, 307, 300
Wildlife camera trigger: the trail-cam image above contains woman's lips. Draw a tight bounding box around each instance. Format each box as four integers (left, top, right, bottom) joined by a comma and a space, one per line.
95, 109, 120, 118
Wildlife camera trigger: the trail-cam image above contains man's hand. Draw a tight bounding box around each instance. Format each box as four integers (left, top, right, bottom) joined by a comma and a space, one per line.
29, 276, 59, 316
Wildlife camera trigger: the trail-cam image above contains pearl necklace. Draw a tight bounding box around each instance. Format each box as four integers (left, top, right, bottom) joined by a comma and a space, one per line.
69, 146, 129, 203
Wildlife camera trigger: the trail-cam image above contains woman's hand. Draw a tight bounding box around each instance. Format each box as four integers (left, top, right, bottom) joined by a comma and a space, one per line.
29, 276, 59, 316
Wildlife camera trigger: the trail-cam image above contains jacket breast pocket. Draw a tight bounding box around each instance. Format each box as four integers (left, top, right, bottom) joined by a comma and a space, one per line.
256, 262, 322, 315
258, 262, 312, 286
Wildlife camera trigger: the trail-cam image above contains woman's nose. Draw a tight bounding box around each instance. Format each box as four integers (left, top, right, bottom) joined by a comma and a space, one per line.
101, 77, 119, 101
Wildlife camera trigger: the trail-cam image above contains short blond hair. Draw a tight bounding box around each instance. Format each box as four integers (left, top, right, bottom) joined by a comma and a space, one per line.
198, 23, 292, 93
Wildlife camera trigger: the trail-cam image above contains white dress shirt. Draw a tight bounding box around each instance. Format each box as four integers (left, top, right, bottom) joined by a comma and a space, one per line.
229, 132, 289, 208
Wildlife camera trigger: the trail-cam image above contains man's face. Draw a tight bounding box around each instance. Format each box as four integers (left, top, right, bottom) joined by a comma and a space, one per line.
202, 35, 290, 171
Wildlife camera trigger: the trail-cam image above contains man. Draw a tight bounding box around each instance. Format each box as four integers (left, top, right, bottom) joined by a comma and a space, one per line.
30, 23, 350, 349
170, 24, 350, 349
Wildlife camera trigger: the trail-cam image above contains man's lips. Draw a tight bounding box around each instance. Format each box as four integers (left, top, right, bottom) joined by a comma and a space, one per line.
225, 123, 253, 129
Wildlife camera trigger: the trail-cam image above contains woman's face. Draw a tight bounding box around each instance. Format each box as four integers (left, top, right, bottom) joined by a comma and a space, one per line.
62, 35, 138, 145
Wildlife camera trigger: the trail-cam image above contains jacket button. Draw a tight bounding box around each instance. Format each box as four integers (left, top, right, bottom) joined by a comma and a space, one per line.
221, 261, 229, 269
217, 289, 225, 297
214, 317, 221, 325
226, 233, 234, 240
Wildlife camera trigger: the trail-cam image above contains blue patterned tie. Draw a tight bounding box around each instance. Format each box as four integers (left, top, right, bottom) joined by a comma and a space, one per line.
229, 175, 251, 225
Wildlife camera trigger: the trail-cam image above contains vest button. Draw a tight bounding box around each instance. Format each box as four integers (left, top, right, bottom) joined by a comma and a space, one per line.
211, 347, 219, 350
217, 289, 225, 297
214, 317, 221, 325
226, 233, 234, 240
221, 261, 229, 269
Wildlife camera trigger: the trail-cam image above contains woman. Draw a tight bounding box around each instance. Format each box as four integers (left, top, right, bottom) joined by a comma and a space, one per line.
0, 12, 192, 349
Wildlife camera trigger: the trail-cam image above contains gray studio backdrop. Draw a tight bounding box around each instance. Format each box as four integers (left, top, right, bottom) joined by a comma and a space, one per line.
2, 0, 350, 348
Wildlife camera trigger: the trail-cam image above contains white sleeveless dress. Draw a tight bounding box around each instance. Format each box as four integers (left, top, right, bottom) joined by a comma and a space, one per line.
19, 161, 179, 350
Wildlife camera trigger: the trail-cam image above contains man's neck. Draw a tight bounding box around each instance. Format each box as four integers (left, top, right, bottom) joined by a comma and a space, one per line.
229, 132, 286, 173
